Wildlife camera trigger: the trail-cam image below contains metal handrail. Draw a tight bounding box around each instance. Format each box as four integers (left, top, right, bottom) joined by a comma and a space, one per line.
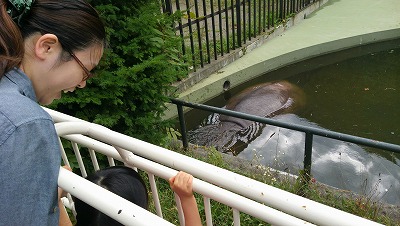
44, 107, 385, 225
170, 98, 400, 176
58, 167, 174, 226
53, 119, 383, 226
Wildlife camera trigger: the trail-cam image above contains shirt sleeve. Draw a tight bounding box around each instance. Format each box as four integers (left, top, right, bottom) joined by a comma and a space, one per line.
0, 118, 61, 226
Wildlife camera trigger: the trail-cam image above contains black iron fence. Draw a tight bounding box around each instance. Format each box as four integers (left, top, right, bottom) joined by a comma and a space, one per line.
170, 98, 400, 179
161, 0, 315, 72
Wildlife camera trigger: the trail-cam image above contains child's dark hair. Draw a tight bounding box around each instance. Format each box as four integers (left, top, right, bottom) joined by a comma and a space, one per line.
74, 166, 149, 226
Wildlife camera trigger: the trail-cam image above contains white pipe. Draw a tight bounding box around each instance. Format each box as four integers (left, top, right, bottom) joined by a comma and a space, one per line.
54, 121, 383, 226
58, 167, 174, 226
71, 141, 87, 177
88, 149, 100, 171
44, 107, 85, 123
58, 137, 70, 166
148, 173, 163, 218
233, 208, 240, 226
174, 193, 185, 226
203, 197, 212, 226
59, 130, 313, 225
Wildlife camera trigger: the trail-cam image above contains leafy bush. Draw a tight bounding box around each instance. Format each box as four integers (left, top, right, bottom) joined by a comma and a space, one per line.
51, 0, 187, 144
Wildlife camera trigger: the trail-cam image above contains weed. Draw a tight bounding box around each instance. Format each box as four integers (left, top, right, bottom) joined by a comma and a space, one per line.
160, 139, 399, 225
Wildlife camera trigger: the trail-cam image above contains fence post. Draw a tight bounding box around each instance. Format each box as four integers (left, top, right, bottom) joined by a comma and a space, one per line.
303, 132, 313, 182
236, 0, 242, 47
279, 0, 284, 20
177, 104, 189, 150
163, 0, 173, 14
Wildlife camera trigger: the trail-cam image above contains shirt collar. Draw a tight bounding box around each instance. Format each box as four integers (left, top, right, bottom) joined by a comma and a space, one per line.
4, 67, 38, 102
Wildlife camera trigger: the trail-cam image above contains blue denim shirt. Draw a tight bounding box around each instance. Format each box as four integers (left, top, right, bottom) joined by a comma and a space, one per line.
0, 68, 61, 225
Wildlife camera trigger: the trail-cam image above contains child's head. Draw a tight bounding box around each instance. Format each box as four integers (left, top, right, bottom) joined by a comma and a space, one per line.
74, 166, 149, 226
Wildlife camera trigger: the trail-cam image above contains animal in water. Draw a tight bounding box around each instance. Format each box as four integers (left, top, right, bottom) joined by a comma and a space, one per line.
189, 80, 306, 154
189, 81, 400, 205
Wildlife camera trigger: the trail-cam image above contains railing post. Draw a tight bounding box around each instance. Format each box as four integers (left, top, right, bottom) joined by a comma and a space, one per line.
236, 0, 242, 47
177, 104, 189, 150
303, 132, 313, 182
279, 0, 284, 20
163, 0, 173, 14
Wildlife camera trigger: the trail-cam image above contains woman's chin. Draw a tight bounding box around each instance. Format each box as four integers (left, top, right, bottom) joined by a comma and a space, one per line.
39, 94, 61, 106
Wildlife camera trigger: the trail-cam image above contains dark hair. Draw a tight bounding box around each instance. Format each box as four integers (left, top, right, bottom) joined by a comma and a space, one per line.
0, 0, 24, 75
0, 0, 105, 76
74, 166, 149, 226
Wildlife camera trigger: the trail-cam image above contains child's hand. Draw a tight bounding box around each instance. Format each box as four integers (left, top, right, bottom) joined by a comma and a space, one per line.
169, 171, 202, 226
169, 171, 194, 198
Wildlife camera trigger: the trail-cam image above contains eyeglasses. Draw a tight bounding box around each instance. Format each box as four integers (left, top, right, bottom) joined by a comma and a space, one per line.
67, 50, 94, 81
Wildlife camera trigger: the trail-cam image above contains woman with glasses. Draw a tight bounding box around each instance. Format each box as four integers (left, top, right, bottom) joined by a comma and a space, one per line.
0, 0, 105, 225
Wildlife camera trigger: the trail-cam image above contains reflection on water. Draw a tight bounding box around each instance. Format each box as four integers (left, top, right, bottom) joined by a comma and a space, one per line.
186, 39, 400, 205
288, 47, 400, 149
242, 114, 400, 205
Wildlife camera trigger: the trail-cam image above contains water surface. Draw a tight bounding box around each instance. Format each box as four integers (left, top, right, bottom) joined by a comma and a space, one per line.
185, 39, 400, 205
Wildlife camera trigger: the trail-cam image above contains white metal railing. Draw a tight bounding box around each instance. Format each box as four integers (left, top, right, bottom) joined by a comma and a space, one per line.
46, 107, 384, 226
58, 167, 174, 226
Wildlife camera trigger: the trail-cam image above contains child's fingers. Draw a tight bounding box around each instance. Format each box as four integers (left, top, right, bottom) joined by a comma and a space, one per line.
187, 174, 193, 186
176, 172, 189, 187
176, 172, 193, 190
62, 165, 72, 171
169, 176, 176, 187
180, 172, 193, 186
170, 171, 194, 194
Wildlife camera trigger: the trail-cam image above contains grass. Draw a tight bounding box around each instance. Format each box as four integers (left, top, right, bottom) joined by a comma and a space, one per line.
151, 138, 399, 225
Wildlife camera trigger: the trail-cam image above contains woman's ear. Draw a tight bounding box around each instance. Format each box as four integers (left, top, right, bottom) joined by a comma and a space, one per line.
34, 34, 61, 60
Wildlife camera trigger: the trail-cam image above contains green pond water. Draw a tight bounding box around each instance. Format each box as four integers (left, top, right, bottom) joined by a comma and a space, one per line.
185, 38, 400, 205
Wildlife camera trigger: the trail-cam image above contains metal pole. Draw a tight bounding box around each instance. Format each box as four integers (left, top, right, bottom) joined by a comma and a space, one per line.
164, 0, 173, 14
194, 0, 204, 67
236, 0, 242, 47
177, 104, 189, 149
303, 132, 313, 181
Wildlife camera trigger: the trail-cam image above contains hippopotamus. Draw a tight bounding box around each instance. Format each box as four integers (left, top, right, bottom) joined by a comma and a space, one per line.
188, 80, 306, 154
189, 80, 400, 205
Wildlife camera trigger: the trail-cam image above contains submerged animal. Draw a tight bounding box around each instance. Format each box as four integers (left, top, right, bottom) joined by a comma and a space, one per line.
189, 80, 306, 154
189, 81, 400, 205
